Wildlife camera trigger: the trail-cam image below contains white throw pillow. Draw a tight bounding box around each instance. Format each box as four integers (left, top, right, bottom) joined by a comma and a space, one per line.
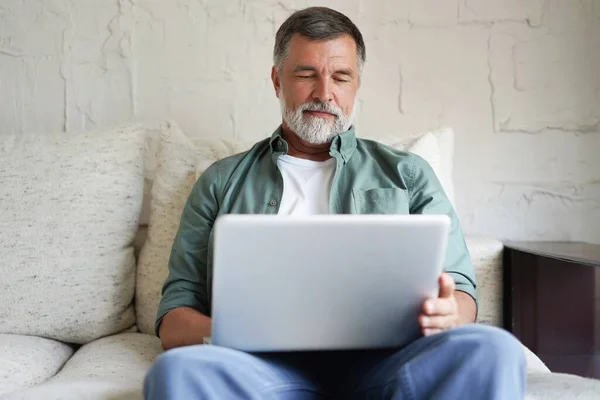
136, 121, 447, 335
0, 124, 146, 344
136, 122, 252, 334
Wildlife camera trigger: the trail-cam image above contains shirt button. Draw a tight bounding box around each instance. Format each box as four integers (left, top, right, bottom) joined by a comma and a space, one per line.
269, 200, 278, 207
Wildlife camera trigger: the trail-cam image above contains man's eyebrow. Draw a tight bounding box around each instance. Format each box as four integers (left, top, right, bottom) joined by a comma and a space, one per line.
334, 68, 354, 76
292, 66, 355, 76
293, 65, 317, 73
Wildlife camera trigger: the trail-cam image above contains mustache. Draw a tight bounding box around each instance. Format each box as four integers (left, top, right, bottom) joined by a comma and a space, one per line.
298, 102, 342, 118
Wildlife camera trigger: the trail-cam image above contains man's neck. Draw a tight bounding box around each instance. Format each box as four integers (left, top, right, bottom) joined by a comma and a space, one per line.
281, 124, 333, 162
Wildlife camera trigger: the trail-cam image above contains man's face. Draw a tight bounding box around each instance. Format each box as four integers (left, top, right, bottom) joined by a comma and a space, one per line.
272, 34, 360, 144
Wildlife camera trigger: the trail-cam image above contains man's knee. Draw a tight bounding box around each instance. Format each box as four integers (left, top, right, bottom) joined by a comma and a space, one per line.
147, 347, 192, 382
147, 345, 231, 380
145, 346, 254, 399
449, 324, 526, 366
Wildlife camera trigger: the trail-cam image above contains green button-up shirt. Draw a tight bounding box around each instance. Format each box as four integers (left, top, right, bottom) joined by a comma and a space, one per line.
155, 126, 477, 335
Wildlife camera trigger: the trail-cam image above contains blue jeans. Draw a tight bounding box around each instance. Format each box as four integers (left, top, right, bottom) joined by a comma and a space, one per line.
144, 324, 526, 399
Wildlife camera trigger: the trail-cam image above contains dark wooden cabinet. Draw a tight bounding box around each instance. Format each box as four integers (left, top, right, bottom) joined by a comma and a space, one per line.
503, 241, 600, 378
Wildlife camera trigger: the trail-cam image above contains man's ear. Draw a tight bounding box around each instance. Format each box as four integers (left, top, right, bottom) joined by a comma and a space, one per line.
271, 66, 281, 98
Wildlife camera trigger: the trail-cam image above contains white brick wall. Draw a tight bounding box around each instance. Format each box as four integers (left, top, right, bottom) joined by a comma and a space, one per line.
459, 0, 545, 25
1, 0, 599, 243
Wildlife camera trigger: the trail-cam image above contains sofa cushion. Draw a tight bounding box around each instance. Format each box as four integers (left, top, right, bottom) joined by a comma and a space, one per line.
136, 121, 449, 334
4, 336, 588, 400
526, 372, 600, 399
0, 335, 74, 396
0, 124, 146, 343
3, 333, 163, 400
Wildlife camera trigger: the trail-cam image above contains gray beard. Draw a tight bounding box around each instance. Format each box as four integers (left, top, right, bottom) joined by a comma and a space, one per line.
279, 96, 356, 145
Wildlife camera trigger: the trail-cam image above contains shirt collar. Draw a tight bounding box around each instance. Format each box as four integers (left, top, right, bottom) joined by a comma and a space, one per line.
269, 125, 357, 163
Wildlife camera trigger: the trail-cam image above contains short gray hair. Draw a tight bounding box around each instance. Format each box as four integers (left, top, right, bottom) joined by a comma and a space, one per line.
273, 7, 366, 74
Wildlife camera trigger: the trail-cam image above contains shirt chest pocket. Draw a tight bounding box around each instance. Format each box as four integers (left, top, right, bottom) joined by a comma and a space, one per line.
352, 188, 410, 215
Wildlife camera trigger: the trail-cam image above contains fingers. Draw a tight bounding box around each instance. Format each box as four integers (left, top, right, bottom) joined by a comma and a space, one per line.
438, 273, 456, 299
422, 328, 443, 336
423, 297, 456, 316
419, 314, 457, 331
418, 274, 459, 336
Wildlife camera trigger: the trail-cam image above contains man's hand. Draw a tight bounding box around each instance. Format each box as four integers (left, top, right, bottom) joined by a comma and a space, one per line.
418, 273, 459, 336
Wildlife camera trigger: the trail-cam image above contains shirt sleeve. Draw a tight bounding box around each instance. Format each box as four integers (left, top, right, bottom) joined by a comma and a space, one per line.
407, 154, 478, 307
154, 162, 221, 336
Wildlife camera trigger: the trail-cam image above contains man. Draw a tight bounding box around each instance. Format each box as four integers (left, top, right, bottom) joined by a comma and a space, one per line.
144, 7, 526, 400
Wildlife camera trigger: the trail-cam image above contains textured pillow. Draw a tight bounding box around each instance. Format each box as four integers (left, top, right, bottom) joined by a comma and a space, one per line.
136, 121, 446, 334
0, 124, 146, 344
136, 122, 252, 334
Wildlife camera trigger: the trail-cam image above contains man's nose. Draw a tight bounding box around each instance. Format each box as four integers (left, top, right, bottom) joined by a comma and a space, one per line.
312, 77, 333, 103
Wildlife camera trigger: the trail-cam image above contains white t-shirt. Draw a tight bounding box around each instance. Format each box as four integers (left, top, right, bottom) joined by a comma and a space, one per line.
277, 155, 336, 216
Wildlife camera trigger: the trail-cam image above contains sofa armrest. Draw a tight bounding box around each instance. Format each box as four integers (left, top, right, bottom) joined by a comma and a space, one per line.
464, 235, 504, 327
465, 236, 551, 374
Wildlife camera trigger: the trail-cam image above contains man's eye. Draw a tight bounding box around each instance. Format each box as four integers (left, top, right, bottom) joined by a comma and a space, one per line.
297, 75, 313, 79
334, 78, 349, 83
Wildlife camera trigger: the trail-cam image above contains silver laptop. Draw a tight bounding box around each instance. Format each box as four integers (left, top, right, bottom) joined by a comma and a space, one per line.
211, 214, 450, 352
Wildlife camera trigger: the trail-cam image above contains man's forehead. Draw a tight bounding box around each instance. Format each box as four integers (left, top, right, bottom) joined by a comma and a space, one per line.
286, 34, 358, 65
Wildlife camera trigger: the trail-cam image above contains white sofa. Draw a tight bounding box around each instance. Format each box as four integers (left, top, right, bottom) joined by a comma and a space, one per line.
1, 121, 599, 400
